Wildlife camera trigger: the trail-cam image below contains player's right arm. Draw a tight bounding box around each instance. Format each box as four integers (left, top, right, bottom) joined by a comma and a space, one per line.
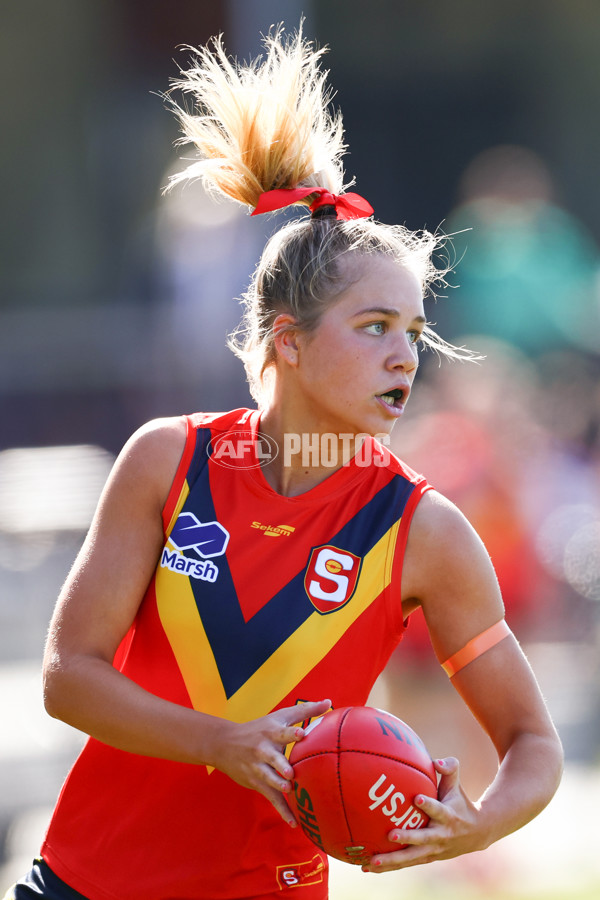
42, 417, 328, 824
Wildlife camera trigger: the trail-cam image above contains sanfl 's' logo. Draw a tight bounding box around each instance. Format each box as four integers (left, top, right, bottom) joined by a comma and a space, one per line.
304, 545, 361, 614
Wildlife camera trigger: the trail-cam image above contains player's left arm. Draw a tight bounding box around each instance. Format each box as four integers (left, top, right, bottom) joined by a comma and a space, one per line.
366, 489, 563, 872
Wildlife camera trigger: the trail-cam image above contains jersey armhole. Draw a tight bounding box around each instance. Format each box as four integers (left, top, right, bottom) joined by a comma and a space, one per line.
161, 415, 197, 534
389, 478, 433, 636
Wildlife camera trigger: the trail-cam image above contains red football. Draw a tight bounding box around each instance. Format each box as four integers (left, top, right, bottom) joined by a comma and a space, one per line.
288, 706, 437, 865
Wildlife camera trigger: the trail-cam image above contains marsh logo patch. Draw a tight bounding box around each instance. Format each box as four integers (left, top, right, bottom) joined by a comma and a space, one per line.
161, 511, 229, 582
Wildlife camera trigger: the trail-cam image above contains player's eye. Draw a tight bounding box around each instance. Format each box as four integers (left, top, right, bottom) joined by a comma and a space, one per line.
364, 322, 386, 335
407, 329, 423, 344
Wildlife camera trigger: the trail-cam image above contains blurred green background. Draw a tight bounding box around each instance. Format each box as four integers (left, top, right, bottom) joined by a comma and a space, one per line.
1, 1, 599, 897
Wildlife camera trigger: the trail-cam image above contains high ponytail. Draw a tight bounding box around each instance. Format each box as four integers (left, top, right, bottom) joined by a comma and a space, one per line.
165, 25, 347, 209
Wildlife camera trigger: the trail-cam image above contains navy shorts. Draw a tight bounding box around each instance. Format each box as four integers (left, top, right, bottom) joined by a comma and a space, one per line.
3, 859, 88, 900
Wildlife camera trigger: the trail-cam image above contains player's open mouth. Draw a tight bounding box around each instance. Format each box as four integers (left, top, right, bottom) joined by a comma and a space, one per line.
377, 387, 406, 408
375, 386, 410, 418
379, 388, 404, 405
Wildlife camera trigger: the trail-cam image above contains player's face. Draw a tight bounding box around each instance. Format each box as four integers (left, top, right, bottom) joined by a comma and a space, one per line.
295, 253, 426, 437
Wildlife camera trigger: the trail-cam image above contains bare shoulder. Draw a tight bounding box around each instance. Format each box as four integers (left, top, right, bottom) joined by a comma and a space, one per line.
44, 416, 189, 664
402, 489, 505, 661
119, 415, 187, 473
404, 489, 491, 572
105, 415, 188, 512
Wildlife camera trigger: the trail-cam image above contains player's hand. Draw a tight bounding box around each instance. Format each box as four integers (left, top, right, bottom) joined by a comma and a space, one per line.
362, 757, 484, 873
214, 700, 331, 827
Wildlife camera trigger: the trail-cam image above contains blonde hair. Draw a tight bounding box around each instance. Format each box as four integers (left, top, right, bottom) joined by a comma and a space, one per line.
166, 25, 345, 205
166, 25, 475, 405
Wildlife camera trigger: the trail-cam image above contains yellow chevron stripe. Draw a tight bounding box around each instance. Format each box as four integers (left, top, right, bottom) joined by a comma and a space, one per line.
165, 479, 191, 535
155, 562, 227, 715
156, 517, 401, 727
225, 518, 400, 722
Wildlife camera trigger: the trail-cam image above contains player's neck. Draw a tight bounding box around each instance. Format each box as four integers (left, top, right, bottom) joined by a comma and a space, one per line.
259, 405, 365, 498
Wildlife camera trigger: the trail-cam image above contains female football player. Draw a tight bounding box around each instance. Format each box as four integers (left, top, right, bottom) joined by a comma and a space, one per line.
6, 25, 562, 900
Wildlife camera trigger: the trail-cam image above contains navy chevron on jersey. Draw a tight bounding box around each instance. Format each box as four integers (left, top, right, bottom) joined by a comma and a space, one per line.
41, 409, 432, 900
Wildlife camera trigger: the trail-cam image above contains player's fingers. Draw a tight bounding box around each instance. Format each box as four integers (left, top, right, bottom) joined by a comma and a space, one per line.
363, 845, 432, 873
276, 724, 307, 750
277, 699, 331, 729
261, 783, 298, 828
263, 747, 295, 782
385, 791, 449, 845
434, 756, 459, 776
435, 756, 461, 801
387, 820, 438, 847
269, 701, 331, 749
241, 753, 293, 802
372, 808, 458, 870
266, 765, 294, 793
406, 791, 446, 823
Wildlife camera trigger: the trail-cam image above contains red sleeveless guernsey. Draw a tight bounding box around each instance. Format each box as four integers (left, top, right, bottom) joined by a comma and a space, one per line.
41, 409, 432, 899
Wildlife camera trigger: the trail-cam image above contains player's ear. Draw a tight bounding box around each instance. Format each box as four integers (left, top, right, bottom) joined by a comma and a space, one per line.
273, 314, 301, 367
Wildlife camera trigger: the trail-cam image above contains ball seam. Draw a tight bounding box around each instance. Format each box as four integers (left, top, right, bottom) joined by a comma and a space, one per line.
336, 709, 354, 844
294, 749, 437, 787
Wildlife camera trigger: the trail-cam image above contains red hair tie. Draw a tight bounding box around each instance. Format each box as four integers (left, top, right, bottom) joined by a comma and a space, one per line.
251, 186, 373, 220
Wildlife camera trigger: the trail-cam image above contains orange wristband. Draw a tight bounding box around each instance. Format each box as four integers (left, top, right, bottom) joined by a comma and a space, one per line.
441, 619, 512, 677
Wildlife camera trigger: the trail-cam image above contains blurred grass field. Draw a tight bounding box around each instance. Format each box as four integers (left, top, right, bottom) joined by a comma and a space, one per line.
330, 874, 600, 900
